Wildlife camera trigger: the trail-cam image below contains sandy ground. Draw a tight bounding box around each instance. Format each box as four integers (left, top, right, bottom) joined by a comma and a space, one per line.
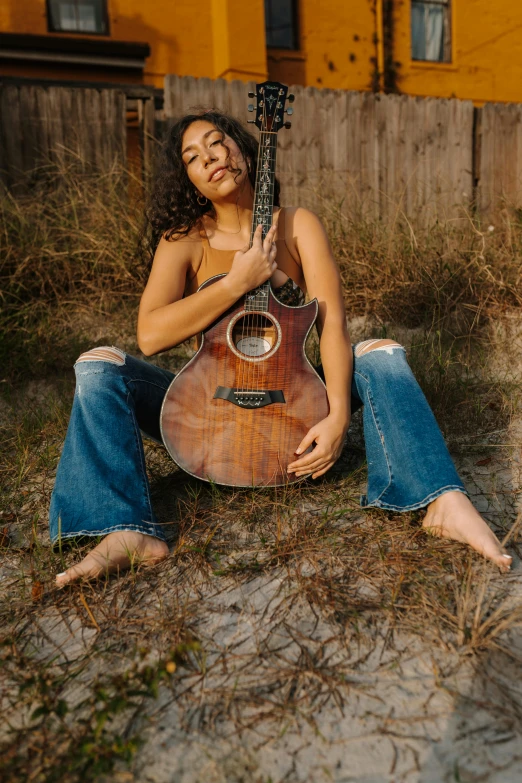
18, 443, 521, 783
2, 317, 522, 783
11, 459, 521, 782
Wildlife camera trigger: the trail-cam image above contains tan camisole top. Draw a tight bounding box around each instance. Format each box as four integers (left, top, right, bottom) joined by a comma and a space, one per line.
184, 208, 306, 297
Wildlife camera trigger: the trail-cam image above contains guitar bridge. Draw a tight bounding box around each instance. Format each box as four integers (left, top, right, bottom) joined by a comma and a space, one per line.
214, 386, 285, 409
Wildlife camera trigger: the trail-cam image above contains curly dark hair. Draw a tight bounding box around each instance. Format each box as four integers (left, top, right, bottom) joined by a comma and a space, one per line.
142, 109, 281, 264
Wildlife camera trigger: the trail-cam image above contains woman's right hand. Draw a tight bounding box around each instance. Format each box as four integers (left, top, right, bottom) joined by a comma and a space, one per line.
226, 223, 278, 297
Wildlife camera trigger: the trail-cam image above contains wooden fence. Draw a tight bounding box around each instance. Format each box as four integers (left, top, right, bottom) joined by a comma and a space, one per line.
3, 73, 522, 221
165, 76, 477, 221
476, 102, 522, 216
164, 75, 522, 222
0, 79, 155, 193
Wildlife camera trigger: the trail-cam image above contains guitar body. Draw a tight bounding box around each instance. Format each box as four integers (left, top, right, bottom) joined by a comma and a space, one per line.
160, 276, 329, 487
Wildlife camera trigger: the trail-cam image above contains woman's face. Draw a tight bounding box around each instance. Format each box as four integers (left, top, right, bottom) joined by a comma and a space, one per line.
181, 120, 249, 202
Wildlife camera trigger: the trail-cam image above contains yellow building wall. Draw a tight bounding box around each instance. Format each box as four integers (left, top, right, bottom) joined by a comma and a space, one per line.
268, 0, 377, 91
393, 0, 522, 104
0, 0, 267, 87
268, 0, 522, 105
3, 0, 522, 104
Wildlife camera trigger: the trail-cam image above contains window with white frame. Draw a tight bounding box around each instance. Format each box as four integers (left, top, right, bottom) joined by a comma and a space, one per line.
411, 0, 451, 62
47, 0, 108, 35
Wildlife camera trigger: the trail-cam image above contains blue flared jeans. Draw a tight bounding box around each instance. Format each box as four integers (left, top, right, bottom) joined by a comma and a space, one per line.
49, 344, 466, 544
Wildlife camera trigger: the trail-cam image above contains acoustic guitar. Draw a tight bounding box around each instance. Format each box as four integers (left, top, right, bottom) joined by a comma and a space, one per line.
160, 81, 329, 486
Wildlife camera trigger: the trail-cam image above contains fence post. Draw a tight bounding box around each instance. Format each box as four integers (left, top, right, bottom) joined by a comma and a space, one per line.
139, 97, 156, 185
473, 105, 482, 215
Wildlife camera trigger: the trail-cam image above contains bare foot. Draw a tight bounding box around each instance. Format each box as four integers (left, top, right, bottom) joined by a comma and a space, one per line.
55, 531, 169, 586
422, 491, 512, 572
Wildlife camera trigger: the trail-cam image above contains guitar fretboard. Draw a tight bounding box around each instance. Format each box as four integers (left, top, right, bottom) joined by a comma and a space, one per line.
245, 131, 278, 313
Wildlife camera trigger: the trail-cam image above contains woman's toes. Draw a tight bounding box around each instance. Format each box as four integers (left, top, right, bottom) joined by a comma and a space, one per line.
55, 532, 169, 587
497, 553, 513, 572
481, 542, 509, 569
55, 556, 105, 586
422, 492, 514, 572
465, 526, 512, 570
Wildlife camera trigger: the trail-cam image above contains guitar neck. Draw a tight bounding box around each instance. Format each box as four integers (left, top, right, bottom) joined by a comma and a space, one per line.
250, 131, 278, 244
245, 131, 278, 312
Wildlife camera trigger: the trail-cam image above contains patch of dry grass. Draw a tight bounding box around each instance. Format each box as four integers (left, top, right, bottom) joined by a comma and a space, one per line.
321, 196, 522, 332
2, 467, 521, 780
0, 162, 146, 382
1, 166, 522, 781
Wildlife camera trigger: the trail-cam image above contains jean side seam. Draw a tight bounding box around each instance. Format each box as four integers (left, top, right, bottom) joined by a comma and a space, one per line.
125, 386, 156, 525
354, 368, 371, 385
358, 376, 393, 503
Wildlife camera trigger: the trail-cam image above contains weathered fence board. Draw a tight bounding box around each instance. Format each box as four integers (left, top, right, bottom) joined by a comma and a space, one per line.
477, 102, 522, 215
0, 83, 126, 191
3, 74, 522, 221
164, 75, 476, 221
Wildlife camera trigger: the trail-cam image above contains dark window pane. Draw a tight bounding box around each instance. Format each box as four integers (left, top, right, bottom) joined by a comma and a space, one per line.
411, 1, 448, 62
411, 3, 426, 60
48, 0, 108, 35
265, 0, 298, 49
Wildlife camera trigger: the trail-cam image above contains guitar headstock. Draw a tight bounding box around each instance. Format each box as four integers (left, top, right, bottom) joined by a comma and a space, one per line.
247, 81, 294, 132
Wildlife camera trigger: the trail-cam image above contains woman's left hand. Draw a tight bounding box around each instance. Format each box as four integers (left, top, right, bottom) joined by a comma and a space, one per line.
287, 415, 349, 479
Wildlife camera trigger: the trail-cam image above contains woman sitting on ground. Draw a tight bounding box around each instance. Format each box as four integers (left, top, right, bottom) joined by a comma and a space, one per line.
50, 110, 512, 585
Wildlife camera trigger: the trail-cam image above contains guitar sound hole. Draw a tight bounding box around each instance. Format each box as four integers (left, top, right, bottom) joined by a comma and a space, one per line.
232, 315, 277, 357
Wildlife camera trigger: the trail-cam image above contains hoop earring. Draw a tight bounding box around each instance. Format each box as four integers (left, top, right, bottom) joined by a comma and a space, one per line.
197, 194, 208, 206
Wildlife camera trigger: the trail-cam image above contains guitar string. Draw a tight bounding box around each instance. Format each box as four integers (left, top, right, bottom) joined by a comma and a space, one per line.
240, 93, 265, 396
256, 97, 272, 395
251, 101, 267, 393
239, 106, 258, 396
258, 124, 276, 395
239, 99, 260, 395
257, 126, 270, 395
254, 128, 273, 396
259, 127, 277, 395
254, 99, 269, 395
249, 96, 267, 397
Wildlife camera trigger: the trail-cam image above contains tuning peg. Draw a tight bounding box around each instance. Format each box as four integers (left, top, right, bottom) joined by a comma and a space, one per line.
288, 94, 295, 103
248, 91, 255, 98
247, 104, 255, 112
286, 107, 293, 115
284, 121, 292, 129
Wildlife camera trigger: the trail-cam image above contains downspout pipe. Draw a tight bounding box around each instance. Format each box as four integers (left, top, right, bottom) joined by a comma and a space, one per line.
376, 0, 385, 92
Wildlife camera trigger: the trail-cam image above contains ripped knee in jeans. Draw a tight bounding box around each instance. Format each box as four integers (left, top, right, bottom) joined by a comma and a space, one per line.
75, 346, 126, 366
355, 339, 403, 357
